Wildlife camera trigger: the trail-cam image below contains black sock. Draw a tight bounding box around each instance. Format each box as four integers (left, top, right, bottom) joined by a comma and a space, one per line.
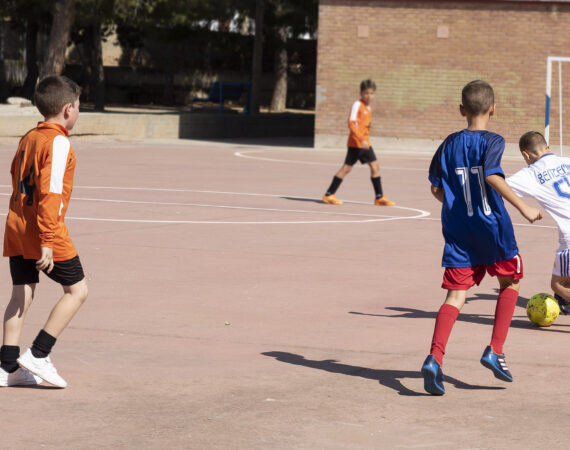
1, 345, 20, 373
325, 176, 343, 196
371, 176, 383, 198
31, 330, 57, 358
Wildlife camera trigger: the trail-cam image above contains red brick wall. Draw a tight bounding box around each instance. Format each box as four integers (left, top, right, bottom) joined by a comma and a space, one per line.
316, 0, 570, 147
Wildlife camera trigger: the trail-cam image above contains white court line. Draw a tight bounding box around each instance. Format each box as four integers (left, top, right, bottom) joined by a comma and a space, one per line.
233, 150, 427, 171
0, 189, 430, 224
418, 216, 557, 230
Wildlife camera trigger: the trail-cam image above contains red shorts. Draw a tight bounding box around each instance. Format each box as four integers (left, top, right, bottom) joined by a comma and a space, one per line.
442, 254, 523, 290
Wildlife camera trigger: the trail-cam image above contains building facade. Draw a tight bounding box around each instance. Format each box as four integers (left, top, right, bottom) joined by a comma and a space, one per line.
315, 0, 570, 152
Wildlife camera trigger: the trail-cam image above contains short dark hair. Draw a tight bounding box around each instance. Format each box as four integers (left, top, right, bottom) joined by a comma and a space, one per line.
34, 76, 81, 117
360, 79, 376, 92
461, 80, 494, 116
519, 131, 548, 153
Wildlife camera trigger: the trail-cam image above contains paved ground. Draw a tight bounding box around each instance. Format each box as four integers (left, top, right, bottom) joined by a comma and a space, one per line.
0, 136, 568, 449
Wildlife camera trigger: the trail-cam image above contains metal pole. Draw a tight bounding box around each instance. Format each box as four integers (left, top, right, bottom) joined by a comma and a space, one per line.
558, 61, 564, 156
546, 57, 552, 145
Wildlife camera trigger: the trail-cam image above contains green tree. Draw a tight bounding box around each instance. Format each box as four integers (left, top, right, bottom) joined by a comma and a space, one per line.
1, 0, 55, 99
40, 0, 77, 78
264, 0, 317, 112
73, 0, 115, 110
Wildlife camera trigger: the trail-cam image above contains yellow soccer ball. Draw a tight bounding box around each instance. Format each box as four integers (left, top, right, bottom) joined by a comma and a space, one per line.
526, 293, 560, 327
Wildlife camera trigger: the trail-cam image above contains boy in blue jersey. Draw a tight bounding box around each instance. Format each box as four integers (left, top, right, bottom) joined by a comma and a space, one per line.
421, 80, 542, 395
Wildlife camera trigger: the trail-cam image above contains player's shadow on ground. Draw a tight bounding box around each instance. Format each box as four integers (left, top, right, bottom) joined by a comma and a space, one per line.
262, 351, 505, 397
349, 305, 570, 334
464, 289, 528, 309
280, 196, 325, 204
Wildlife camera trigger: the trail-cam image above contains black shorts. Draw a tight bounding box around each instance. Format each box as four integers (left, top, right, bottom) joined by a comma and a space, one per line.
344, 146, 378, 166
9, 255, 85, 286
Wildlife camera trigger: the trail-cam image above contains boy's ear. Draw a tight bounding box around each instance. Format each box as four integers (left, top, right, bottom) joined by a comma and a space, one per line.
459, 104, 467, 117
488, 103, 496, 117
521, 149, 533, 164
62, 102, 72, 118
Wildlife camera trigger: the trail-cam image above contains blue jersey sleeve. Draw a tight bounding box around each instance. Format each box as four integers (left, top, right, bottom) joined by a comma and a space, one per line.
482, 133, 505, 178
428, 141, 445, 187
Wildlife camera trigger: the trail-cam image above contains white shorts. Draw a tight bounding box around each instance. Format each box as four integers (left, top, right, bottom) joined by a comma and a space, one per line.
553, 248, 570, 276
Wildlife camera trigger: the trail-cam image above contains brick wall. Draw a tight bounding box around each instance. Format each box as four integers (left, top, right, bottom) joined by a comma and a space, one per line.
316, 0, 570, 149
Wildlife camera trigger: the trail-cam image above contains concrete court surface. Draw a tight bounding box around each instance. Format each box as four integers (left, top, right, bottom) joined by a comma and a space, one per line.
0, 135, 568, 449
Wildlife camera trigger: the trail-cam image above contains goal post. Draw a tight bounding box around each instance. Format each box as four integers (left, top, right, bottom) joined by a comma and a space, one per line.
545, 56, 570, 155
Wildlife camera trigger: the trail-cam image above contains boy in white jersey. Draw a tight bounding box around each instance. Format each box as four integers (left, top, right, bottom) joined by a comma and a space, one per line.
507, 131, 570, 314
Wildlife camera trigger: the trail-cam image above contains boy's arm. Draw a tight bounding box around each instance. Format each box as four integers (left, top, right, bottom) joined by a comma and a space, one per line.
348, 120, 368, 148
430, 185, 444, 203
36, 136, 71, 272
486, 174, 542, 223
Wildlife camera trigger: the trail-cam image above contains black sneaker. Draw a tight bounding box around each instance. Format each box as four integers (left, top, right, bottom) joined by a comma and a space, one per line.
554, 294, 570, 315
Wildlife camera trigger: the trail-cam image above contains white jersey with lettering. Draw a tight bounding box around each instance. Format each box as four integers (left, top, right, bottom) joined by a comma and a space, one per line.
506, 153, 570, 249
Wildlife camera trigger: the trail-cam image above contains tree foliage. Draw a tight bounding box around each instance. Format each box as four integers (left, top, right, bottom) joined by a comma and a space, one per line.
2, 0, 318, 107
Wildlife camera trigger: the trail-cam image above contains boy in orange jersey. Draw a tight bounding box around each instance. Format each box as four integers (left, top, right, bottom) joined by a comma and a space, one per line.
1, 76, 88, 388
322, 79, 395, 206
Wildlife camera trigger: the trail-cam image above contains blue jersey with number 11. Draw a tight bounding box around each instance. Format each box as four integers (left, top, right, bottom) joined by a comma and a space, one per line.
429, 129, 518, 268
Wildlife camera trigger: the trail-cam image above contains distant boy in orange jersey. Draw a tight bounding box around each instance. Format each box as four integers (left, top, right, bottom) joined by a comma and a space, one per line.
322, 79, 395, 206
1, 76, 88, 388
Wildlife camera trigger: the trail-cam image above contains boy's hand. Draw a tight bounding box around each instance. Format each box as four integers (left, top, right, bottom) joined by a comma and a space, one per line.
361, 141, 370, 150
521, 205, 543, 223
36, 246, 54, 273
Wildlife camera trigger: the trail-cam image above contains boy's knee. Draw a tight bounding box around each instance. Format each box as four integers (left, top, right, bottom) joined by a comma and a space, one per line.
68, 280, 88, 303
551, 278, 562, 294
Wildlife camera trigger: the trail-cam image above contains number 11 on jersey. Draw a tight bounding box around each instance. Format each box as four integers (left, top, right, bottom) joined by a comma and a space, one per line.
455, 166, 492, 217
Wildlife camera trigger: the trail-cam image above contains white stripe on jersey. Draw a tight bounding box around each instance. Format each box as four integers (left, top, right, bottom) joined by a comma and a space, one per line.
350, 101, 361, 122
50, 135, 70, 194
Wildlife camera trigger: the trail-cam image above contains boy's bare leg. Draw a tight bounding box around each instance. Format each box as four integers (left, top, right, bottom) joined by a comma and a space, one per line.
551, 274, 570, 299
3, 284, 36, 346
550, 275, 570, 314
444, 289, 467, 310
334, 164, 352, 179
16, 281, 86, 389
368, 160, 380, 178
42, 279, 88, 338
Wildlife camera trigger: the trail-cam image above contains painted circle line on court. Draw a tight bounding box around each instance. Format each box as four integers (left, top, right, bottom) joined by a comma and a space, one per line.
233, 149, 427, 171
0, 186, 430, 225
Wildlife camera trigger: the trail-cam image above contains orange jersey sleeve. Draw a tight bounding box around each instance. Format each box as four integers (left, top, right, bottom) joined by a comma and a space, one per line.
3, 122, 77, 261
347, 100, 372, 148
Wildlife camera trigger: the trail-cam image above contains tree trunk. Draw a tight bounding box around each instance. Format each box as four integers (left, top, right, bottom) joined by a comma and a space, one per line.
21, 20, 39, 99
250, 0, 264, 114
0, 20, 7, 102
40, 0, 76, 78
88, 21, 105, 111
270, 26, 287, 112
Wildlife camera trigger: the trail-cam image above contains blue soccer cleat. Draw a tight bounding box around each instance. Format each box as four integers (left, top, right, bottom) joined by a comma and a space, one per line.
480, 346, 513, 382
421, 355, 445, 395
554, 293, 570, 315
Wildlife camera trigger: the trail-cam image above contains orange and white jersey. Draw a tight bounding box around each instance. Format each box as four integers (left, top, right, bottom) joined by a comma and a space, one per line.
347, 100, 372, 148
3, 122, 77, 261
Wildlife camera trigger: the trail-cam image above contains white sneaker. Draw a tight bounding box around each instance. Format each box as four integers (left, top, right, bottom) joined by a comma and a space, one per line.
0, 366, 42, 387
18, 349, 67, 388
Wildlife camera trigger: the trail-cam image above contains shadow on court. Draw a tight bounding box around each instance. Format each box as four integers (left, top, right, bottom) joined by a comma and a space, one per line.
349, 307, 570, 333
281, 196, 324, 204
262, 351, 505, 397
464, 289, 529, 309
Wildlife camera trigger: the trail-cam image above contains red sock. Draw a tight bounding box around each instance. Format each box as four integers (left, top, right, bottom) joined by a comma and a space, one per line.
490, 288, 518, 355
430, 304, 460, 365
